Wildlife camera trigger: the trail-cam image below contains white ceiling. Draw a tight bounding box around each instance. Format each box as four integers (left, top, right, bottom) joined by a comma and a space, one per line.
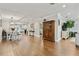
0, 3, 79, 22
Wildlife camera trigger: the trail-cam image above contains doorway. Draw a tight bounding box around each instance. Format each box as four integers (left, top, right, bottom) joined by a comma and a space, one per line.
43, 20, 55, 42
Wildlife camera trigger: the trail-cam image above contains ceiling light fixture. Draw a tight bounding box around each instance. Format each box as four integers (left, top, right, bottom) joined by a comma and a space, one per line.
49, 3, 55, 5
67, 12, 71, 16
62, 4, 66, 8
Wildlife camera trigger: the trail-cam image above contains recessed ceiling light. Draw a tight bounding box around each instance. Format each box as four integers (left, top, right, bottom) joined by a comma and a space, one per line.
62, 4, 66, 8
67, 12, 71, 15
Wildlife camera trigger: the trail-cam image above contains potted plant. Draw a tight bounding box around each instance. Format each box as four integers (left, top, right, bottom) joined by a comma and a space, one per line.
62, 23, 67, 31
62, 19, 75, 40
66, 20, 75, 38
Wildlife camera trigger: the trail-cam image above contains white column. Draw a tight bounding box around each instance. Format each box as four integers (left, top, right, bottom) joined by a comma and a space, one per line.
34, 22, 40, 37
55, 13, 62, 42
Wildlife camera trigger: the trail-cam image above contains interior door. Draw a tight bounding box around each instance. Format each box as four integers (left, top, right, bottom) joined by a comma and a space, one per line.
43, 20, 55, 42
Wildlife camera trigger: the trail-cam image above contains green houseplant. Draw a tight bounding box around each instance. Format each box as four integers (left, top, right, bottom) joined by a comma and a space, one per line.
62, 19, 75, 38
62, 20, 74, 31
66, 20, 74, 28
66, 19, 75, 38
62, 23, 67, 31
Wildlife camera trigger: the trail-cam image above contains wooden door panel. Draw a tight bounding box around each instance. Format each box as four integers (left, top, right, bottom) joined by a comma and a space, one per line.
43, 20, 55, 42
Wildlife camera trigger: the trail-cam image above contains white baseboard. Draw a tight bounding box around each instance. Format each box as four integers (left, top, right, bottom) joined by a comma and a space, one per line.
55, 38, 61, 42
34, 34, 40, 37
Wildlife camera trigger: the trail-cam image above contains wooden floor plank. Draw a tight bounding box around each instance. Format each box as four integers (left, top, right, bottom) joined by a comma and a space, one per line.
0, 35, 79, 56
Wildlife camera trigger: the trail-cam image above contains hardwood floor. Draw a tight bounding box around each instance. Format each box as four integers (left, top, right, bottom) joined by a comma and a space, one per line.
0, 35, 79, 56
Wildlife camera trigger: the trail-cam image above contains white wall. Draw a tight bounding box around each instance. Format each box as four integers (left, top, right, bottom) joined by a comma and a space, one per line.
2, 18, 10, 32
34, 22, 40, 37
55, 13, 62, 42
0, 27, 2, 40
0, 18, 10, 40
